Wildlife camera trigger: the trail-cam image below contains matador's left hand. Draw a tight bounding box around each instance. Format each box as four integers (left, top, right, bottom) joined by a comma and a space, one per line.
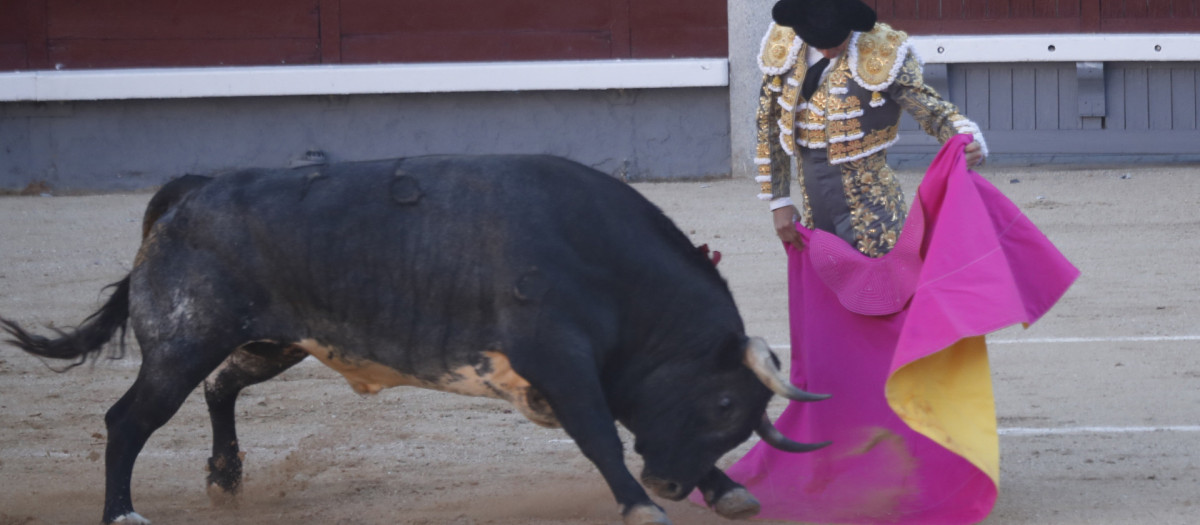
964, 139, 984, 167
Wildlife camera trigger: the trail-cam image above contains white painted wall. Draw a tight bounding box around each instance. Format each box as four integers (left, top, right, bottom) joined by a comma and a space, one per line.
0, 59, 728, 102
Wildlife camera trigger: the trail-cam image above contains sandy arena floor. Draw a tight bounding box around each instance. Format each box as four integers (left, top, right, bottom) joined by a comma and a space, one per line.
1, 163, 1199, 524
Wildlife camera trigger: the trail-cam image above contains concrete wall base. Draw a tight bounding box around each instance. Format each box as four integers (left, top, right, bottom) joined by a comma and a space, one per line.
1, 87, 731, 192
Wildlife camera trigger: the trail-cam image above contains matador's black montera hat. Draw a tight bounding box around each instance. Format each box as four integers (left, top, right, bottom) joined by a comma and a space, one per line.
772, 0, 878, 49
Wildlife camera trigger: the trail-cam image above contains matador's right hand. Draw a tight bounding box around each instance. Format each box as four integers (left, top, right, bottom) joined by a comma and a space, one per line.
773, 205, 805, 252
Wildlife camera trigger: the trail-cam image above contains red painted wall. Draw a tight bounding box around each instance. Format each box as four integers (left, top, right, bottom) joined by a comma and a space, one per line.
874, 0, 1200, 34
0, 0, 48, 69
0, 0, 726, 71
2, 0, 1197, 71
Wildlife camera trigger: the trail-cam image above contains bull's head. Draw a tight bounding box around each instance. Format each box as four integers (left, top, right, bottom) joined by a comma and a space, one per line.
622, 336, 828, 503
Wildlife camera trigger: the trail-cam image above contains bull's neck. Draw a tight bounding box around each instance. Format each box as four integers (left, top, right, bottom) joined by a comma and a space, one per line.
619, 264, 743, 360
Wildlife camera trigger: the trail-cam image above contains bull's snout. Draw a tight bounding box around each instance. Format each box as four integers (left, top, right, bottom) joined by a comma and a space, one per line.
641, 475, 687, 500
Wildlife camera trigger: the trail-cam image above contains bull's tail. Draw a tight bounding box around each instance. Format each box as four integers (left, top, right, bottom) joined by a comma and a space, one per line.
2, 274, 132, 371
2, 174, 211, 370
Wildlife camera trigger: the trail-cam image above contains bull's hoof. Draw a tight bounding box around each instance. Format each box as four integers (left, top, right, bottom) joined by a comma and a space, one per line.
109, 512, 151, 524
205, 454, 243, 504
206, 481, 240, 507
711, 487, 760, 520
622, 503, 672, 525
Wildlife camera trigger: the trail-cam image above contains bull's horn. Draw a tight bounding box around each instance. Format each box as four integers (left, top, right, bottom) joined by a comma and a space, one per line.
743, 337, 830, 402
756, 414, 832, 452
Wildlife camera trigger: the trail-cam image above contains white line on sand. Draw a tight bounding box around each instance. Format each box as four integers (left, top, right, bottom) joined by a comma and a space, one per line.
999, 425, 1200, 436
989, 335, 1200, 345
770, 335, 1200, 353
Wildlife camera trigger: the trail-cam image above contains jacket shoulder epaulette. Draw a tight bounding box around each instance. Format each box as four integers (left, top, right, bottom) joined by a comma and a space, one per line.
847, 23, 915, 91
758, 23, 802, 76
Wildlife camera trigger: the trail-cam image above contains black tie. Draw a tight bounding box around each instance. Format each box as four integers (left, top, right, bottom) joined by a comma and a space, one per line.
801, 57, 830, 100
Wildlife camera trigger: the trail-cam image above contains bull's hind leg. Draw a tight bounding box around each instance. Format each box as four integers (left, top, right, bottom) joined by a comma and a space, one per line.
204, 342, 308, 499
100, 337, 240, 525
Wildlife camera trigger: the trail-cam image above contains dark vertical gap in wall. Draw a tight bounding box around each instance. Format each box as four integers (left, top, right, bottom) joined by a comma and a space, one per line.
1110, 64, 1121, 130
319, 0, 342, 64
1195, 69, 1200, 129
1081, 0, 1102, 30
27, 0, 50, 70
610, 0, 632, 58
1167, 67, 1195, 130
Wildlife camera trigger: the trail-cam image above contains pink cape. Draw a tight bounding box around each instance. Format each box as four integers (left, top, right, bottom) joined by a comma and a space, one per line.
702, 135, 1078, 524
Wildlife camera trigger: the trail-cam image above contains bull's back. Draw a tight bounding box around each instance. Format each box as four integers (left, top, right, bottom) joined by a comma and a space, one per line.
179, 154, 640, 256
170, 155, 647, 292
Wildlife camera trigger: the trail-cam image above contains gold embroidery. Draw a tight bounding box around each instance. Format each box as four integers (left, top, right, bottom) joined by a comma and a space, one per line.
782, 82, 798, 101
890, 53, 967, 144
796, 155, 813, 227
841, 155, 906, 257
768, 76, 784, 92
760, 25, 799, 72
757, 90, 773, 149
827, 95, 863, 117
776, 58, 808, 150
828, 124, 898, 160
854, 23, 908, 87
780, 107, 796, 132
827, 118, 864, 140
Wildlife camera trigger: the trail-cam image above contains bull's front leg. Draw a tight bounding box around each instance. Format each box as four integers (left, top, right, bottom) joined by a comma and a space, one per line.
696, 467, 760, 520
567, 421, 668, 525
510, 349, 669, 525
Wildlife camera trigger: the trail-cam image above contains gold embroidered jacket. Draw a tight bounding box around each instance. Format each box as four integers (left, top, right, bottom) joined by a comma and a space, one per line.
755, 22, 988, 257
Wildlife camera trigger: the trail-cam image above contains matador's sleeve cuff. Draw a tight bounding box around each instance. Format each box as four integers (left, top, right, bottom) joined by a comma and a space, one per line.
769, 197, 795, 211
953, 119, 990, 159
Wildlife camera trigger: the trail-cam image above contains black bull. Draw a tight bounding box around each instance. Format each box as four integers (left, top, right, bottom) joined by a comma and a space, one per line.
2, 155, 829, 525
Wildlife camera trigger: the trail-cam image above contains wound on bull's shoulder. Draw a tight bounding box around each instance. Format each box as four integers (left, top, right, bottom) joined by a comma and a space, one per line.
513, 268, 549, 302
390, 171, 423, 205
298, 171, 327, 201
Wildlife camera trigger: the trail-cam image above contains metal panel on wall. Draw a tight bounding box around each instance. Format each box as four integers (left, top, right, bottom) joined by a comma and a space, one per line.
895, 61, 1200, 164
1107, 62, 1200, 130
